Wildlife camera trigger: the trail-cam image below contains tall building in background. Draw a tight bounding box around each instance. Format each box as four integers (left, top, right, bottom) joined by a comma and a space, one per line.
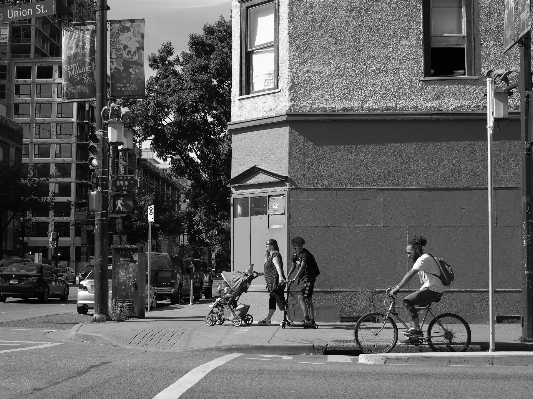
0, 0, 96, 271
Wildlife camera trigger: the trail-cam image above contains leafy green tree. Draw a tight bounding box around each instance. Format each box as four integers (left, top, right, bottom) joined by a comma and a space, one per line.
126, 17, 232, 257
0, 162, 54, 257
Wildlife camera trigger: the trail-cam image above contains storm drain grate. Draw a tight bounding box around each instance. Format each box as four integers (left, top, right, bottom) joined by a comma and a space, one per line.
127, 329, 185, 349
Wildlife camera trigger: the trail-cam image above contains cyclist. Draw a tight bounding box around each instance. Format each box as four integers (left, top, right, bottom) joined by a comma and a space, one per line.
389, 235, 445, 342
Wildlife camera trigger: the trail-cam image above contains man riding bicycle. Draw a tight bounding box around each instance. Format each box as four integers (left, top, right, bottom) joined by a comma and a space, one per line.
389, 236, 445, 343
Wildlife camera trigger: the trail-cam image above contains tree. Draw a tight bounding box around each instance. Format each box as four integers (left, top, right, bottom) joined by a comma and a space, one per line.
127, 17, 232, 257
0, 162, 54, 258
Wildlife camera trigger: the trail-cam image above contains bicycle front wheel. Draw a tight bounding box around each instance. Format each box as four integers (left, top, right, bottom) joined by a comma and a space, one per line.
427, 313, 471, 352
354, 312, 398, 354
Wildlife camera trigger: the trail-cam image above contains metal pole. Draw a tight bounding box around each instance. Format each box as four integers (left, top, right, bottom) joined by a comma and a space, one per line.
93, 0, 108, 323
190, 273, 194, 305
147, 221, 151, 312
520, 32, 533, 342
487, 77, 496, 352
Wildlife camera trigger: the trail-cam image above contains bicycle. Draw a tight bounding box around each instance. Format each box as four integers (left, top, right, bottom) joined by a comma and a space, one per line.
354, 288, 471, 354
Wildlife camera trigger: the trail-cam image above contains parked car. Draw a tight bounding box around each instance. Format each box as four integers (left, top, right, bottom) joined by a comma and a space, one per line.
76, 265, 94, 285
77, 268, 156, 314
0, 262, 69, 303
0, 257, 32, 273
57, 267, 76, 284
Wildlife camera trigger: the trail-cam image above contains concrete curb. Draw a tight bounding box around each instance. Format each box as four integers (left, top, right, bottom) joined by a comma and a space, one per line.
67, 323, 122, 347
359, 351, 533, 366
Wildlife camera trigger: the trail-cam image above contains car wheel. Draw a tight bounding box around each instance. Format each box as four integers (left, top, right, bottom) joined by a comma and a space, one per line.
38, 285, 50, 303
60, 285, 69, 301
77, 305, 88, 314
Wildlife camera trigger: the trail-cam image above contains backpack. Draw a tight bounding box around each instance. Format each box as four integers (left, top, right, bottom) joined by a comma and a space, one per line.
427, 253, 454, 286
307, 252, 320, 278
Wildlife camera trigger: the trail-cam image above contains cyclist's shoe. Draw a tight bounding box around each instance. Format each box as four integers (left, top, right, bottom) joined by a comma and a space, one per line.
402, 328, 423, 336
400, 337, 417, 345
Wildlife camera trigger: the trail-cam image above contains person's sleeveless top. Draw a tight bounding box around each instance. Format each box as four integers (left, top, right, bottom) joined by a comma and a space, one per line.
264, 251, 284, 291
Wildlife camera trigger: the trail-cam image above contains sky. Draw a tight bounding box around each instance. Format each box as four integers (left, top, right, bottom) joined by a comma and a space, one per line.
107, 0, 232, 80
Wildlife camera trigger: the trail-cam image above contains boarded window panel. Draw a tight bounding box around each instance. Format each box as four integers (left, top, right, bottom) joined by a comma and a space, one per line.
251, 47, 275, 92
250, 196, 267, 216
233, 197, 249, 218
248, 2, 275, 49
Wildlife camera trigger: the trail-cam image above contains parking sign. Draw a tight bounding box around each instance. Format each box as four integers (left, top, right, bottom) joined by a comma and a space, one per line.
148, 205, 154, 222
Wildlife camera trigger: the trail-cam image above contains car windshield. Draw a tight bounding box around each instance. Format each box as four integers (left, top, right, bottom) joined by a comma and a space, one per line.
3, 264, 40, 273
85, 269, 112, 280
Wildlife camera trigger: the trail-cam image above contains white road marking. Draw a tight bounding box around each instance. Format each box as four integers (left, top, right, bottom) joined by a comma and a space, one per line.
258, 355, 293, 360
298, 362, 324, 365
0, 343, 22, 346
235, 327, 251, 334
0, 341, 63, 354
245, 358, 270, 361
327, 355, 352, 363
153, 353, 243, 399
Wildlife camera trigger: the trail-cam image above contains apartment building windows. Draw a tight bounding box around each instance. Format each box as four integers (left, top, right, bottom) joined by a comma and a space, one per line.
54, 163, 71, 178
36, 65, 53, 80
15, 66, 32, 80
56, 84, 62, 98
56, 123, 73, 139
21, 123, 30, 139
36, 84, 53, 98
423, 0, 474, 77
34, 144, 51, 158
15, 84, 31, 98
31, 163, 50, 178
31, 222, 49, 237
57, 102, 73, 118
0, 84, 5, 99
55, 182, 71, 197
55, 143, 72, 159
0, 65, 6, 80
14, 103, 30, 118
54, 203, 71, 218
35, 123, 52, 139
241, 0, 278, 95
22, 144, 29, 158
35, 103, 52, 118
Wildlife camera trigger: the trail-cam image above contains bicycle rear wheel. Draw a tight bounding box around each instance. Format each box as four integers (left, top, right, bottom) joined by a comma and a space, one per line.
427, 313, 471, 352
354, 312, 398, 354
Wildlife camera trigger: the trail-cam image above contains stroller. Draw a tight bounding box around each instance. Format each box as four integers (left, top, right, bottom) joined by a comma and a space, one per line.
205, 270, 259, 327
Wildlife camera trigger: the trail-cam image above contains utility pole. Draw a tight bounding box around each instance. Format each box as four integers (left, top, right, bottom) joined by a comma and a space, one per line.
93, 0, 109, 323
520, 32, 533, 342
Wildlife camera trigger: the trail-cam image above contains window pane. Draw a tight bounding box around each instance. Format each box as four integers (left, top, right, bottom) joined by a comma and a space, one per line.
31, 222, 49, 237
22, 144, 29, 158
268, 195, 285, 215
32, 202, 49, 217
248, 2, 275, 49
34, 144, 51, 158
32, 163, 50, 178
55, 163, 71, 178
432, 0, 463, 35
21, 123, 30, 139
55, 143, 72, 158
15, 84, 31, 98
56, 84, 62, 98
55, 182, 71, 197
15, 65, 31, 79
233, 197, 249, 218
36, 84, 52, 98
35, 103, 52, 118
57, 102, 73, 118
14, 103, 30, 117
250, 47, 275, 92
36, 65, 53, 79
250, 196, 267, 216
56, 123, 73, 139
35, 123, 52, 139
54, 202, 71, 217
54, 222, 70, 236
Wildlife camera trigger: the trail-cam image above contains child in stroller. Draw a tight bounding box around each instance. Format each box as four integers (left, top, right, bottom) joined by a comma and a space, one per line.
205, 266, 259, 327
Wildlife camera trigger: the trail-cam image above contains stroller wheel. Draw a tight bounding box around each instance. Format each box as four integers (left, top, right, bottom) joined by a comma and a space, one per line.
217, 316, 225, 325
205, 315, 216, 326
244, 314, 253, 325
232, 317, 242, 327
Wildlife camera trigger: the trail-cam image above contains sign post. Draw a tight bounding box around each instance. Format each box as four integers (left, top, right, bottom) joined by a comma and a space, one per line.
487, 77, 496, 352
147, 205, 154, 312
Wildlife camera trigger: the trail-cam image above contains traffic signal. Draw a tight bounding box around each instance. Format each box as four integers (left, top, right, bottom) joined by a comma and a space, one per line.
88, 130, 104, 173
112, 193, 135, 214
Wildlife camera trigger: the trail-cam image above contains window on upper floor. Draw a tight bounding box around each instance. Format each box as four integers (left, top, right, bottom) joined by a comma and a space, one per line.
240, 0, 278, 95
15, 65, 31, 80
0, 65, 6, 80
21, 123, 30, 139
14, 103, 31, 118
55, 143, 72, 159
35, 103, 52, 118
35, 123, 52, 139
54, 163, 71, 178
56, 123, 73, 139
15, 84, 31, 98
22, 144, 29, 158
57, 102, 73, 118
36, 65, 53, 80
34, 144, 51, 159
36, 84, 53, 98
0, 84, 5, 100
423, 0, 474, 78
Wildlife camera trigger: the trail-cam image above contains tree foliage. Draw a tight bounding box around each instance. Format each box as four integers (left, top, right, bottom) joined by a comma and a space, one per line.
127, 17, 232, 255
0, 161, 54, 257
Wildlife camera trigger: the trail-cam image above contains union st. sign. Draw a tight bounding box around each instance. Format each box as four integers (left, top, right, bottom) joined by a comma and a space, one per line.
0, 0, 56, 23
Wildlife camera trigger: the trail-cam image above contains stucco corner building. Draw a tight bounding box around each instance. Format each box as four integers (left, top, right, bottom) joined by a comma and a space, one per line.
229, 0, 522, 322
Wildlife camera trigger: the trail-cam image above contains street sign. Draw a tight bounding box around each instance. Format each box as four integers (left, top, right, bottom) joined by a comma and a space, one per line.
113, 193, 135, 214
111, 175, 139, 192
0, 0, 56, 23
519, 0, 531, 40
504, 0, 515, 52
148, 205, 154, 223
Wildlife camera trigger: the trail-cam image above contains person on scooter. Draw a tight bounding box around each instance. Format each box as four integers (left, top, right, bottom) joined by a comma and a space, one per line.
288, 236, 317, 326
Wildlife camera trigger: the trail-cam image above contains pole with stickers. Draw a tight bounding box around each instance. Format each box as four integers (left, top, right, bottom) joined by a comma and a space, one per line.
147, 205, 155, 311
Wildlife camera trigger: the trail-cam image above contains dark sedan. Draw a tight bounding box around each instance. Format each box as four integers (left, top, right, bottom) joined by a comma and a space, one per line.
0, 263, 69, 302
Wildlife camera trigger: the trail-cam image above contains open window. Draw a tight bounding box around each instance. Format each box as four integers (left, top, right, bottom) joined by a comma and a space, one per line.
423, 0, 474, 77
240, 0, 278, 95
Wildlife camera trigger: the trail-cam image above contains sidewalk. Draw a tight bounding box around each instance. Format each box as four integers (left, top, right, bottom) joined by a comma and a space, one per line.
61, 300, 533, 366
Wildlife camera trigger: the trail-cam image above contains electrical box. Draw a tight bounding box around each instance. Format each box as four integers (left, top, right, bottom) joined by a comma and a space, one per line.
111, 245, 146, 319
493, 90, 509, 119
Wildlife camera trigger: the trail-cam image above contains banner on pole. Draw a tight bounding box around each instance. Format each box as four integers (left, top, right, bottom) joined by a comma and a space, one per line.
109, 19, 146, 99
62, 25, 96, 100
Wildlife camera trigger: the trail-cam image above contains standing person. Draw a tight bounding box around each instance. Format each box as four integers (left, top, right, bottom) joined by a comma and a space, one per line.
389, 235, 445, 343
288, 236, 317, 326
258, 239, 287, 325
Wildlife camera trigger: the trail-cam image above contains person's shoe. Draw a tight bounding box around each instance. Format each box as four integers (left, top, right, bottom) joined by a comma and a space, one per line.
400, 337, 416, 344
258, 318, 271, 325
402, 327, 423, 336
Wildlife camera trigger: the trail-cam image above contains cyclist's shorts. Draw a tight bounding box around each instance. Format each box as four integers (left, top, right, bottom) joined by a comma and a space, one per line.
299, 280, 315, 299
